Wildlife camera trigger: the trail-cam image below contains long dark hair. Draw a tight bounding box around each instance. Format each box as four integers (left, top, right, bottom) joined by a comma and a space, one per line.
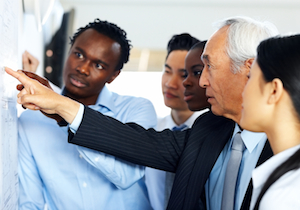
254, 34, 300, 209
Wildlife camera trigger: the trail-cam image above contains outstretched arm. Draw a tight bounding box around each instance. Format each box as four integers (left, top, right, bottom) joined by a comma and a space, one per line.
5, 67, 79, 124
69, 106, 190, 172
76, 98, 157, 188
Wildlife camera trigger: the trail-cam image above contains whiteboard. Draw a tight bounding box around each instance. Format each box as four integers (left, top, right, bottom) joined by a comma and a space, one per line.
0, 0, 20, 209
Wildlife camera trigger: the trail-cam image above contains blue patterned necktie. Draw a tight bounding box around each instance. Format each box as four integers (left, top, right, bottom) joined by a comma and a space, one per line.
221, 131, 245, 210
171, 124, 188, 131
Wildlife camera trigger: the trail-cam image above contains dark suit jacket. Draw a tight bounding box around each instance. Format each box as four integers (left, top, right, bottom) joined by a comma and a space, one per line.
68, 106, 272, 210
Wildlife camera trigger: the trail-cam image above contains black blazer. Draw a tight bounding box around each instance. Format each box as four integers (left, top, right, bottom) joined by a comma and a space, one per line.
68, 106, 272, 210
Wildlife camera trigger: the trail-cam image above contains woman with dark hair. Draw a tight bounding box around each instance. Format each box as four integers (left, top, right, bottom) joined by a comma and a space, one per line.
240, 34, 300, 210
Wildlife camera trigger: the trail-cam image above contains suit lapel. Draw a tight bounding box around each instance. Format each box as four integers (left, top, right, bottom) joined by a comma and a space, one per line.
167, 112, 235, 210
184, 119, 235, 209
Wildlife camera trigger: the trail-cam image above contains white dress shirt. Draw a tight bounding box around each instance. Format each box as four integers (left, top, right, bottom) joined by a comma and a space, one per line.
251, 144, 300, 210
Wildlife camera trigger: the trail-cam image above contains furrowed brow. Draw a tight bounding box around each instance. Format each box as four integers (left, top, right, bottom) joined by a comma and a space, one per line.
201, 54, 209, 63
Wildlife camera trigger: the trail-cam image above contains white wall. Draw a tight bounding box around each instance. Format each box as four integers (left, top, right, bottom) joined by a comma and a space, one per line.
106, 71, 170, 118
60, 0, 300, 49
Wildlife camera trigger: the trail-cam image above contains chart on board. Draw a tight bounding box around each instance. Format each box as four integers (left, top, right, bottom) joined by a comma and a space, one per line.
0, 0, 19, 209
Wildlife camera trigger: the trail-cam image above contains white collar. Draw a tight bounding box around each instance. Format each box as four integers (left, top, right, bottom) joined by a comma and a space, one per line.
252, 144, 300, 189
162, 109, 209, 129
232, 123, 267, 153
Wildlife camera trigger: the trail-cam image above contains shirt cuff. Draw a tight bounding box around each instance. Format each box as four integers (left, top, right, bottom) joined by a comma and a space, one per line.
69, 103, 84, 133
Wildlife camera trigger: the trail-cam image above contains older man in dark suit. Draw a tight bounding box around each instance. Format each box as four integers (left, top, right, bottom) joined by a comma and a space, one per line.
7, 16, 278, 210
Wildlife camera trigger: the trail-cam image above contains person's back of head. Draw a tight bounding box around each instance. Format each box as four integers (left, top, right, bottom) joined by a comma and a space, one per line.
70, 19, 132, 71
214, 16, 279, 73
166, 33, 200, 59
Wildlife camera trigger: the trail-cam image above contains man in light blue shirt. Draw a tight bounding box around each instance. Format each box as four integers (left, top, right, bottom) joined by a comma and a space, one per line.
18, 19, 156, 210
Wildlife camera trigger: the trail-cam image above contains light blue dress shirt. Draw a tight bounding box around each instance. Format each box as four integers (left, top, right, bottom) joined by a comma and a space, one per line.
205, 123, 267, 210
18, 86, 157, 210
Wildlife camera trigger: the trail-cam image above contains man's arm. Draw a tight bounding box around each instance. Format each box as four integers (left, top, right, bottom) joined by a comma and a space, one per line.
69, 106, 190, 172
78, 148, 147, 189
6, 67, 188, 171
76, 98, 157, 189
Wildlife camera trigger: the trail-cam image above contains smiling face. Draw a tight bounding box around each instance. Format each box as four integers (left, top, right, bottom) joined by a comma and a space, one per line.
183, 47, 210, 111
200, 26, 250, 122
63, 29, 121, 105
162, 50, 190, 111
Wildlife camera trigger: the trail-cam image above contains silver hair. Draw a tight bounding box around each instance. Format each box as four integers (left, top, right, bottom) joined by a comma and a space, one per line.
213, 16, 279, 73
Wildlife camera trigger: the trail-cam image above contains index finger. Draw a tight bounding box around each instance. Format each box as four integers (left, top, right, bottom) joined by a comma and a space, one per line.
5, 67, 37, 95
5, 67, 32, 85
21, 70, 51, 89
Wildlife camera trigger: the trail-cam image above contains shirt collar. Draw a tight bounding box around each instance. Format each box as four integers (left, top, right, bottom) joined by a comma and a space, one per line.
61, 85, 117, 114
93, 85, 116, 113
167, 109, 209, 128
164, 115, 177, 129
252, 144, 300, 189
184, 108, 209, 127
232, 123, 267, 153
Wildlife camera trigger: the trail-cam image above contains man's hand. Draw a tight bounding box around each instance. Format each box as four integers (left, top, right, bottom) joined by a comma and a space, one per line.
6, 67, 58, 113
17, 71, 67, 125
22, 51, 39, 73
5, 67, 80, 124
17, 70, 52, 91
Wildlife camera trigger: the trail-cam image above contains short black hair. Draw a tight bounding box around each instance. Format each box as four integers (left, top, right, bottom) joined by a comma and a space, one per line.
190, 40, 207, 51
166, 33, 200, 59
70, 18, 132, 70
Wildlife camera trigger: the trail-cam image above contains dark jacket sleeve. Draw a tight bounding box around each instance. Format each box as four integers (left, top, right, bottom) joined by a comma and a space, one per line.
68, 106, 233, 172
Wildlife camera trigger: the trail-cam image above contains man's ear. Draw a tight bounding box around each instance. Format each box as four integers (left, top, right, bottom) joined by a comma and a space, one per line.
107, 70, 121, 84
268, 78, 284, 104
242, 58, 254, 76
245, 58, 254, 70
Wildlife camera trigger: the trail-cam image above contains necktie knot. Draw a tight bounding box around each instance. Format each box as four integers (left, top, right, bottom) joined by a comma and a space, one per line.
172, 124, 187, 131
